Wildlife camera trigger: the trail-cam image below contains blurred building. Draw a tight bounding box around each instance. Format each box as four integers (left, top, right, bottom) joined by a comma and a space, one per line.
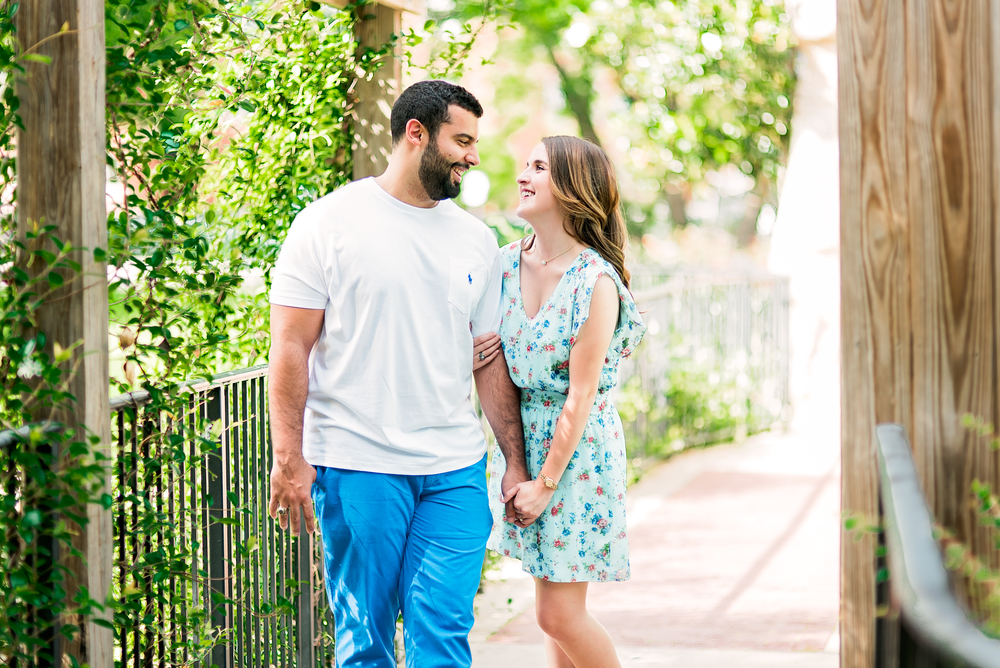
767, 0, 839, 432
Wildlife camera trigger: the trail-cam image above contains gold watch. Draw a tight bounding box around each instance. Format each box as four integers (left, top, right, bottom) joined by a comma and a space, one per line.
538, 473, 558, 490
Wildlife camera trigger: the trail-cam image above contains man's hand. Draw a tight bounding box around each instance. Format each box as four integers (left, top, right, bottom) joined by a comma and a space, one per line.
268, 456, 318, 536
505, 479, 553, 528
501, 465, 532, 526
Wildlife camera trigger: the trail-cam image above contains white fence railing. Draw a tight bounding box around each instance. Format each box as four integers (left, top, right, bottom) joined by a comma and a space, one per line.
616, 267, 790, 462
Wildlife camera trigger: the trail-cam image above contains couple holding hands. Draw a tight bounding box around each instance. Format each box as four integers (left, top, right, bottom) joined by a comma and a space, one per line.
268, 80, 645, 668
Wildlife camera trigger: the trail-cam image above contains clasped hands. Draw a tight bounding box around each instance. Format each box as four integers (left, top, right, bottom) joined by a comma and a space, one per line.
501, 467, 555, 529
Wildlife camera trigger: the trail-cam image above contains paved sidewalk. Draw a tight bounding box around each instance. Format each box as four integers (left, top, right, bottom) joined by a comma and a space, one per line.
470, 422, 841, 667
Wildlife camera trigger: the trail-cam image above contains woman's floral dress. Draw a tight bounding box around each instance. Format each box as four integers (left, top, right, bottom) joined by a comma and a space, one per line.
487, 242, 646, 583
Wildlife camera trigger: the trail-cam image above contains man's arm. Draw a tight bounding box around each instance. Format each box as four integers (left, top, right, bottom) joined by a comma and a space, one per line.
473, 348, 532, 525
268, 304, 325, 535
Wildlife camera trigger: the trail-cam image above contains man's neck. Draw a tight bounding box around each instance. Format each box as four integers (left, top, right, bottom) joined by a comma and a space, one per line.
374, 159, 438, 209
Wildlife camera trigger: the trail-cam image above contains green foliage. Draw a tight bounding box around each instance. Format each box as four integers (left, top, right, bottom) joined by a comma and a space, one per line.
101, 0, 373, 658
3, 0, 495, 658
446, 0, 796, 234
408, 1, 514, 78
949, 416, 1000, 637
0, 224, 111, 664
938, 507, 1000, 639
592, 0, 794, 187
617, 348, 761, 481
105, 0, 363, 387
3, 0, 367, 659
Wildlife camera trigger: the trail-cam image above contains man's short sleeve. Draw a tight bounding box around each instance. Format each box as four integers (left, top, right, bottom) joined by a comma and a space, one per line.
269, 216, 329, 309
470, 243, 503, 337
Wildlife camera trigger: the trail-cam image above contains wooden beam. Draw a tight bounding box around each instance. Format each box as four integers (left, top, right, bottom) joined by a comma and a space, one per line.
839, 0, 909, 663
841, 0, 1000, 662
906, 0, 996, 549
322, 0, 423, 15
993, 0, 1000, 574
352, 2, 402, 180
15, 0, 111, 664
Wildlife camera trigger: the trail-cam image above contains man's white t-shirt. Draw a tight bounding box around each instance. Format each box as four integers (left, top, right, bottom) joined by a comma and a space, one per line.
269, 177, 503, 475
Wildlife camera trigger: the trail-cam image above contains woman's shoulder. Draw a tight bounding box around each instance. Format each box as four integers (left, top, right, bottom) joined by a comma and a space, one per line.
500, 238, 526, 270
501, 239, 522, 257
571, 249, 624, 289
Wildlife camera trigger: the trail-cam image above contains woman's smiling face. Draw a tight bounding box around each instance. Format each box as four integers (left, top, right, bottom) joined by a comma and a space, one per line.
516, 143, 559, 223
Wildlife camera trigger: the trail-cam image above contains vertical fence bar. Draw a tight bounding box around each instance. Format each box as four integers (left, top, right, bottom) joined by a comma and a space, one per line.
177, 403, 187, 665
115, 409, 127, 664
167, 416, 176, 667
231, 384, 243, 663
34, 438, 59, 668
297, 530, 315, 668
152, 413, 165, 666
141, 416, 155, 668
264, 374, 278, 666
206, 385, 232, 668
188, 394, 199, 666
249, 376, 263, 668
131, 409, 140, 668
236, 381, 246, 664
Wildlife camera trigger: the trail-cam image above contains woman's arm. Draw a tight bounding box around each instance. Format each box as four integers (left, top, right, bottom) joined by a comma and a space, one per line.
509, 274, 619, 521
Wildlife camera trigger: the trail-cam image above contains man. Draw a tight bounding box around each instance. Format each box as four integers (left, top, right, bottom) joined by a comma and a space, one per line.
267, 80, 533, 667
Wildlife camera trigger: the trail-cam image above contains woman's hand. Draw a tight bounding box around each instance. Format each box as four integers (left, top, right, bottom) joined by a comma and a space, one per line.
504, 479, 555, 528
472, 331, 501, 370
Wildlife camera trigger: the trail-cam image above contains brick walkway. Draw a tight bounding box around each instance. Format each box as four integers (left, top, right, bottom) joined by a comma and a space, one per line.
470, 423, 840, 667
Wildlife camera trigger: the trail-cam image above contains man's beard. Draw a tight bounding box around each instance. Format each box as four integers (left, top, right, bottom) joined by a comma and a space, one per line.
419, 139, 464, 201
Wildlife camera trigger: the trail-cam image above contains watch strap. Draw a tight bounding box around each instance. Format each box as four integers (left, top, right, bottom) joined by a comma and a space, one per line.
538, 472, 558, 490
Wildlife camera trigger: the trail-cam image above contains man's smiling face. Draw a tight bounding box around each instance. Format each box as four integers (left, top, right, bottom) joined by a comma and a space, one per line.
418, 105, 480, 201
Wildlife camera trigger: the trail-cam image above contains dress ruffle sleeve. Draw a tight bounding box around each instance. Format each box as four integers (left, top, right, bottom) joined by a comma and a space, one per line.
569, 256, 646, 362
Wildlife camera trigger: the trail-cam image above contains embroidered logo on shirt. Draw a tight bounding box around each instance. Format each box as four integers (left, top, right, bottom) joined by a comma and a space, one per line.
468, 273, 473, 284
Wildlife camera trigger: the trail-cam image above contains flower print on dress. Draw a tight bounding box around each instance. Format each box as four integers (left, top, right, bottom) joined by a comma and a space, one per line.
486, 241, 646, 583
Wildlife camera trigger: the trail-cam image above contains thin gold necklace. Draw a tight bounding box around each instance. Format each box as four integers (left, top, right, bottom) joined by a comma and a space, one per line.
537, 240, 578, 266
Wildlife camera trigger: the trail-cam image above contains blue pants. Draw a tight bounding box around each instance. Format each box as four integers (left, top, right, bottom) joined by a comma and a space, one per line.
312, 455, 492, 668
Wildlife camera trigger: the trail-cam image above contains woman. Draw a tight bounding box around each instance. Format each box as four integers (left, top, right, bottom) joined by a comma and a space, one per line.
472, 136, 645, 668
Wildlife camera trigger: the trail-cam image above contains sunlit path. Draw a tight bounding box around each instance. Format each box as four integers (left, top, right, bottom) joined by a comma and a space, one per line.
470, 422, 840, 667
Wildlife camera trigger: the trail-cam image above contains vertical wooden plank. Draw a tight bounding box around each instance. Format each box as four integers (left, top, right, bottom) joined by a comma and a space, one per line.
907, 0, 997, 556
353, 3, 402, 180
839, 0, 910, 665
15, 0, 110, 664
991, 0, 1000, 574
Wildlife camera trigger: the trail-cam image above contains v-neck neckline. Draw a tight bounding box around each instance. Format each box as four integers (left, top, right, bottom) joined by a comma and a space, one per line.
517, 246, 590, 322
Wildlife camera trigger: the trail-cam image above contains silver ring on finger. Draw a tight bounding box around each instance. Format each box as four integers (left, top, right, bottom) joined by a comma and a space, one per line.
478, 351, 485, 361
277, 506, 288, 517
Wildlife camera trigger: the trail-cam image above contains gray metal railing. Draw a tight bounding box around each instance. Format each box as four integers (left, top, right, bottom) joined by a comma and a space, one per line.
617, 268, 790, 456
112, 365, 334, 667
875, 424, 1000, 667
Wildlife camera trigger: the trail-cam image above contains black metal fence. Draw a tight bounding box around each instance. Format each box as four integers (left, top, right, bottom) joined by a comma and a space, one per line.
618, 267, 790, 457
875, 424, 1000, 668
111, 365, 334, 667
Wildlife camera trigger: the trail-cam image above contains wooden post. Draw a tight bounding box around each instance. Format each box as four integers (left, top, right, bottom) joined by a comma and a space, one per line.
353, 1, 402, 180
15, 0, 111, 664
840, 0, 1000, 665
323, 0, 422, 178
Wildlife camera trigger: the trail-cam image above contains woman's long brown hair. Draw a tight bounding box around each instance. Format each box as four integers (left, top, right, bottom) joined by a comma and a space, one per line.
522, 136, 631, 288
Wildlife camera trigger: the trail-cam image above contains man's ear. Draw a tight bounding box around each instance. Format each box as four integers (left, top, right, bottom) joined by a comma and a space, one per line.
404, 119, 426, 147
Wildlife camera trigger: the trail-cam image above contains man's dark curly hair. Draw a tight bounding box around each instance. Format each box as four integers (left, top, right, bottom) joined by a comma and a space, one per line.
390, 80, 483, 146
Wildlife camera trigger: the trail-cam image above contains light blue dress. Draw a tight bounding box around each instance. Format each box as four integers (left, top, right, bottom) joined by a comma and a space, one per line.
486, 241, 646, 582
